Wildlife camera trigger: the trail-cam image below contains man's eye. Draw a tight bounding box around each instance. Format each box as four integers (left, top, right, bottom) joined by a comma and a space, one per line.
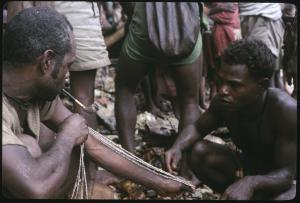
229, 82, 240, 88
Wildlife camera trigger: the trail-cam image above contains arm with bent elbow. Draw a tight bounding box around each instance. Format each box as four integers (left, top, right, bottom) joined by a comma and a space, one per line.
2, 113, 88, 198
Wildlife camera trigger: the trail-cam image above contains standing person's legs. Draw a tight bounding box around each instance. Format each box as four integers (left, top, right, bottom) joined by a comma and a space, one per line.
69, 69, 99, 184
140, 72, 162, 116
169, 55, 202, 184
115, 52, 150, 153
170, 55, 202, 133
70, 69, 98, 129
198, 52, 208, 110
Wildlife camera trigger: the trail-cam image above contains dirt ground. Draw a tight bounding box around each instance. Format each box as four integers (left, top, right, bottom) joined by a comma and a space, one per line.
61, 59, 235, 200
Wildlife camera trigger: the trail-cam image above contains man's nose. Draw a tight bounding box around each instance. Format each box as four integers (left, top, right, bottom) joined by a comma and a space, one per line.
219, 85, 230, 96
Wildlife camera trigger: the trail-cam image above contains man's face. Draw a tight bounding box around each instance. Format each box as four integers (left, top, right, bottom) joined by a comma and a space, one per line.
215, 61, 262, 111
39, 33, 76, 101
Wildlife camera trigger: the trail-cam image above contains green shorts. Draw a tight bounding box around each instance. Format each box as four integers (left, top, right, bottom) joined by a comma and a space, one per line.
121, 2, 202, 65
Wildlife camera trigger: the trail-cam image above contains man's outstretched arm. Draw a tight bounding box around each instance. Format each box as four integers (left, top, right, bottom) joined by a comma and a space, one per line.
84, 134, 191, 196
165, 98, 222, 175
44, 96, 192, 195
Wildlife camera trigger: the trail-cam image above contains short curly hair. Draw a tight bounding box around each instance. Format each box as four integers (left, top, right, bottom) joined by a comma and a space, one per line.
3, 7, 73, 67
220, 38, 276, 80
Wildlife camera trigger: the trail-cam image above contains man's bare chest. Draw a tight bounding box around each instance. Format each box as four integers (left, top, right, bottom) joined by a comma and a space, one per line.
225, 115, 273, 153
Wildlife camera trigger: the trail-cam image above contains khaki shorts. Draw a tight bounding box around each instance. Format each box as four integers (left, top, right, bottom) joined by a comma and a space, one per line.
53, 2, 111, 71
240, 15, 284, 70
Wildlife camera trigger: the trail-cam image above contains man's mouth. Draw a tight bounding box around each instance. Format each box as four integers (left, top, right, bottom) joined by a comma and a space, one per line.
220, 99, 234, 108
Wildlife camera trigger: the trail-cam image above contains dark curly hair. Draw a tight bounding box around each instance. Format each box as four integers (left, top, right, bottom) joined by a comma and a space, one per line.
220, 38, 276, 80
3, 7, 73, 68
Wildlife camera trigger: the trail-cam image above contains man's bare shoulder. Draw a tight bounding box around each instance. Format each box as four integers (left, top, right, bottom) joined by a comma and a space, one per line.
267, 88, 297, 128
268, 88, 297, 112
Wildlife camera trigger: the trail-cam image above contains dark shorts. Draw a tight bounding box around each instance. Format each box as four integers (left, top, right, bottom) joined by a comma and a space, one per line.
121, 2, 202, 65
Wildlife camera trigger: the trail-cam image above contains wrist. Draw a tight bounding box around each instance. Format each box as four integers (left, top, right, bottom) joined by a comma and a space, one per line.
172, 141, 186, 152
56, 131, 76, 148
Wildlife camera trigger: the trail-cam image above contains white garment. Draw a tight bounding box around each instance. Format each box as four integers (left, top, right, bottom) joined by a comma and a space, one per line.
52, 1, 111, 71
239, 3, 282, 20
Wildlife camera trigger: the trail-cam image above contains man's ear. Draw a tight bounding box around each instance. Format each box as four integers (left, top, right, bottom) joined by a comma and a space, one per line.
258, 78, 270, 90
38, 50, 55, 74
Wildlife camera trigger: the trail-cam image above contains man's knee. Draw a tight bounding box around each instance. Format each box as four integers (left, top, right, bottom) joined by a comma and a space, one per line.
189, 140, 211, 163
272, 183, 296, 200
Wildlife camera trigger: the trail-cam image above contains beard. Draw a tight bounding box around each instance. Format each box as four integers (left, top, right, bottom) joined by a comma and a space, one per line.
36, 89, 59, 101
36, 80, 65, 102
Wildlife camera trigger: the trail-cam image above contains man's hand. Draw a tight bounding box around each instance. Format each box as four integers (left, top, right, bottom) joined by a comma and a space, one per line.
221, 176, 255, 200
58, 113, 89, 146
165, 146, 183, 175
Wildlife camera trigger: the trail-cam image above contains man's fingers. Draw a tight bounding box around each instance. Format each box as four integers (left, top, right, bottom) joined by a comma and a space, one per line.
171, 161, 178, 171
172, 155, 181, 171
180, 182, 194, 192
165, 154, 173, 173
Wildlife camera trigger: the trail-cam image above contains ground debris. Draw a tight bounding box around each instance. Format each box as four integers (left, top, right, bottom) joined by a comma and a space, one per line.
61, 58, 227, 200
95, 101, 116, 131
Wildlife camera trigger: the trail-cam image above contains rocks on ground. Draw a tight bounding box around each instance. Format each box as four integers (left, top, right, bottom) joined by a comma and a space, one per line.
62, 60, 232, 200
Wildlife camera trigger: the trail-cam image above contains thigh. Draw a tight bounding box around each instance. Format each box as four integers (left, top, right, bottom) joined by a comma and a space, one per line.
169, 54, 202, 103
116, 52, 151, 90
69, 69, 97, 96
190, 139, 242, 179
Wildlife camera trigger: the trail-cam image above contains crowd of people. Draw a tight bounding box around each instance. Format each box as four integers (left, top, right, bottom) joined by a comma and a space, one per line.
2, 2, 297, 200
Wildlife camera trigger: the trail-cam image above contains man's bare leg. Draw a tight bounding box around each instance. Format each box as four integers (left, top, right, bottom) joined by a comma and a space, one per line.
69, 69, 102, 186
69, 69, 98, 129
115, 52, 149, 153
169, 55, 202, 183
171, 55, 202, 138
188, 140, 241, 193
140, 75, 162, 117
198, 53, 208, 110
